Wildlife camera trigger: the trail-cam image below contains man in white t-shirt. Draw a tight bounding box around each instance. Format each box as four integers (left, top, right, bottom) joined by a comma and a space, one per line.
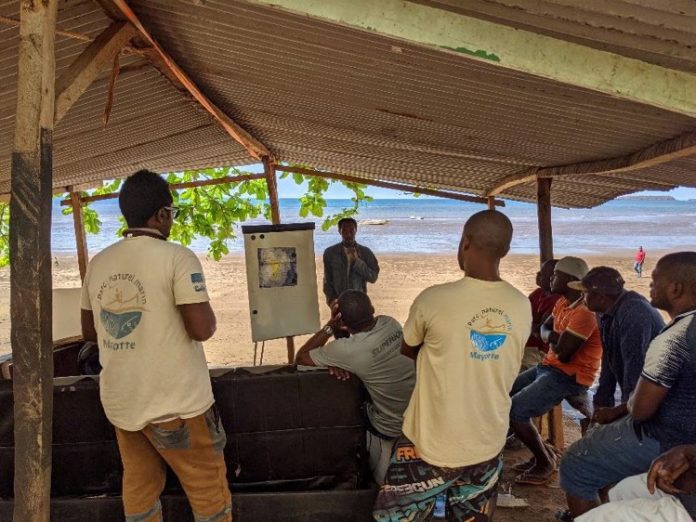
81, 170, 231, 522
372, 210, 531, 521
295, 290, 416, 484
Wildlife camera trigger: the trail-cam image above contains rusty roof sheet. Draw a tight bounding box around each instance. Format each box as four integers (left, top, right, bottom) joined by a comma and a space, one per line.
1, 0, 695, 207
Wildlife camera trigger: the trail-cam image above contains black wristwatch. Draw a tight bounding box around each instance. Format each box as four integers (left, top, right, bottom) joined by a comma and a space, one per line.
322, 324, 334, 336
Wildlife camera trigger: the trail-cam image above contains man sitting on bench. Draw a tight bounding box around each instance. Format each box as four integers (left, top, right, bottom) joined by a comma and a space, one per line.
295, 290, 415, 484
509, 256, 602, 486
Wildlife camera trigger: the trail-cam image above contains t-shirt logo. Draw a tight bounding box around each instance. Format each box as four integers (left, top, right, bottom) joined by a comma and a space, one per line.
467, 308, 513, 360
97, 274, 147, 342
191, 272, 206, 292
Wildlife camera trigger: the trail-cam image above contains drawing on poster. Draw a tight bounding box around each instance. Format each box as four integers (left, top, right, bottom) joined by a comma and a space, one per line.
258, 247, 298, 288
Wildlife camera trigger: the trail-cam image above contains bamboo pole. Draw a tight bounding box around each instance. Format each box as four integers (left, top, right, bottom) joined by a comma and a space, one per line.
487, 196, 496, 210
10, 1, 58, 520
68, 190, 89, 282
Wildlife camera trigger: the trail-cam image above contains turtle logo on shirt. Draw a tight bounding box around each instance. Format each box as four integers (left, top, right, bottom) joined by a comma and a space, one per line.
97, 274, 146, 341
467, 309, 513, 360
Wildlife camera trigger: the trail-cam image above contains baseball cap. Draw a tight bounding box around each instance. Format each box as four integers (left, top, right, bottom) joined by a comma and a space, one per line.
568, 266, 625, 294
555, 256, 589, 280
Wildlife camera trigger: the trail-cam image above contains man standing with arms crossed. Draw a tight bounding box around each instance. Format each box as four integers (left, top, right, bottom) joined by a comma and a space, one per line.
81, 170, 231, 522
373, 210, 531, 521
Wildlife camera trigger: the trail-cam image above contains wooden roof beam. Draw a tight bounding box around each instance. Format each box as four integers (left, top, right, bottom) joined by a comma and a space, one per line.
55, 22, 137, 124
276, 165, 504, 206
249, 0, 696, 117
486, 130, 696, 196
101, 0, 273, 161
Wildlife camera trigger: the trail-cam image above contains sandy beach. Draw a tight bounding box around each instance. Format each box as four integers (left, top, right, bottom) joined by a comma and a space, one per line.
0, 251, 668, 520
0, 251, 660, 359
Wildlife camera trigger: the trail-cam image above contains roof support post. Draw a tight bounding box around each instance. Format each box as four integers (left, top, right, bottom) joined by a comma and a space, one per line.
68, 189, 89, 282
537, 177, 553, 265
536, 176, 564, 449
10, 1, 58, 520
263, 157, 281, 225
262, 158, 295, 362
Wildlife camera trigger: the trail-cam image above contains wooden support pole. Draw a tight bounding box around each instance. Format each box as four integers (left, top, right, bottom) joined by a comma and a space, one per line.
263, 157, 281, 226
537, 177, 564, 449
10, 1, 58, 520
537, 177, 554, 265
487, 196, 495, 210
262, 158, 295, 363
68, 190, 89, 282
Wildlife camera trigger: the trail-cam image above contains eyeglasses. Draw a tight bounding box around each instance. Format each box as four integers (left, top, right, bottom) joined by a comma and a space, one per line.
163, 206, 180, 219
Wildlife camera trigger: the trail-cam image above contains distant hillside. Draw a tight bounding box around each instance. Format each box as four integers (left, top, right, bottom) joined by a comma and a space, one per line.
618, 195, 676, 201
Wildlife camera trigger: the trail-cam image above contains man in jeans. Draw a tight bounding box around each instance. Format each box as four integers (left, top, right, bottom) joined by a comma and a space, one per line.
373, 210, 532, 521
295, 290, 415, 484
510, 256, 602, 486
560, 252, 696, 519
574, 267, 664, 425
81, 170, 231, 522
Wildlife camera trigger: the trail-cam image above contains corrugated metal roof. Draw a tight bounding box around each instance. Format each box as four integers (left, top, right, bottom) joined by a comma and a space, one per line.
0, 0, 695, 207
411, 0, 696, 73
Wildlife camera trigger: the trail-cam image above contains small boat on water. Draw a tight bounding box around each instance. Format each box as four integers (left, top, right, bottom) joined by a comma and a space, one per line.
359, 219, 388, 225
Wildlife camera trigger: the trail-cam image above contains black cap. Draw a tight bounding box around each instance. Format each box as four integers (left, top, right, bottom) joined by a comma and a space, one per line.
568, 266, 625, 295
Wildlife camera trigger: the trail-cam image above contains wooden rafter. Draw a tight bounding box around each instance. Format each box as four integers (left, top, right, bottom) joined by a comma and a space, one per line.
97, 0, 272, 161
276, 165, 504, 206
59, 173, 267, 207
486, 168, 537, 197
486, 129, 696, 196
55, 22, 137, 124
537, 130, 696, 179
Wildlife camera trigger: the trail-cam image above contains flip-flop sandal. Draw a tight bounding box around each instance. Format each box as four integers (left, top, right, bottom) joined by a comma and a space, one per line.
511, 457, 536, 472
514, 467, 556, 486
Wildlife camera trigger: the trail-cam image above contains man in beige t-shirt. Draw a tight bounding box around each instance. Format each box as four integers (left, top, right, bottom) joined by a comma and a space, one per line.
372, 210, 531, 521
81, 170, 231, 522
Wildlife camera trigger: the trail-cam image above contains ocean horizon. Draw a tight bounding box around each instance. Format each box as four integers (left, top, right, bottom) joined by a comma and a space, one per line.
51, 197, 696, 256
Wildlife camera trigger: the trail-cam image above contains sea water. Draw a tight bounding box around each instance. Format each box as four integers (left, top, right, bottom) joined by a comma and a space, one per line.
50, 198, 696, 256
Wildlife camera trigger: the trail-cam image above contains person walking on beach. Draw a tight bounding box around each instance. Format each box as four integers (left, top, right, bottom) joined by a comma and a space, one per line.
634, 246, 646, 277
322, 217, 380, 306
80, 170, 231, 521
372, 210, 531, 521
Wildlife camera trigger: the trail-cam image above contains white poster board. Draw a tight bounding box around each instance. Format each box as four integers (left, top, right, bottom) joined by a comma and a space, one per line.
243, 223, 320, 342
53, 287, 82, 341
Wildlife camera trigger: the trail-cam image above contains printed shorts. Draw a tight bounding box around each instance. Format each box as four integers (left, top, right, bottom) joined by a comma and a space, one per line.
372, 436, 502, 521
